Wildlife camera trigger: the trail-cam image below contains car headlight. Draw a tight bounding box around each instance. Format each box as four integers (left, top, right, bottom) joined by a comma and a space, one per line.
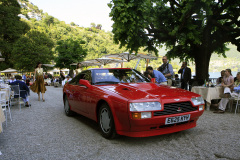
191, 97, 205, 105
130, 102, 161, 111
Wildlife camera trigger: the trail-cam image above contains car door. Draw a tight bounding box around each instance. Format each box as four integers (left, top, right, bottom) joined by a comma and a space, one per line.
73, 70, 93, 115
67, 73, 82, 113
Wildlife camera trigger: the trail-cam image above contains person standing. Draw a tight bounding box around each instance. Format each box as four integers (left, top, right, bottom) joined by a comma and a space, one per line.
60, 70, 66, 86
178, 62, 191, 90
30, 62, 46, 102
158, 56, 174, 86
75, 63, 82, 76
146, 66, 167, 85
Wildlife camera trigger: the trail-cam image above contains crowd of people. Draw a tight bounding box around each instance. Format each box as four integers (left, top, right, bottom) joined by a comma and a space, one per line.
3, 62, 81, 106
145, 56, 191, 90
144, 56, 240, 114
212, 70, 240, 114
2, 60, 240, 113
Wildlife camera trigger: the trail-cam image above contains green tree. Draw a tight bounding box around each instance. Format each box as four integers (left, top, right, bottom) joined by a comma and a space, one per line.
70, 22, 76, 26
11, 30, 54, 71
0, 0, 30, 69
43, 14, 55, 26
81, 29, 126, 60
55, 38, 88, 69
109, 0, 240, 80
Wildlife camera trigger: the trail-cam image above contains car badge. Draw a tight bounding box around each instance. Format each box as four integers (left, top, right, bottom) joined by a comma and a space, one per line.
177, 107, 182, 112
174, 99, 180, 101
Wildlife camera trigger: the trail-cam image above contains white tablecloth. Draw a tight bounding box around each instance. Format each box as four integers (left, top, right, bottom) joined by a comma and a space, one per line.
0, 106, 5, 133
0, 87, 10, 133
0, 87, 12, 101
191, 86, 224, 104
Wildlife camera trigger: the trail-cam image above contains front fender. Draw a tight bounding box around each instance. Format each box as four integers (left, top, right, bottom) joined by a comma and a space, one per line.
97, 94, 131, 132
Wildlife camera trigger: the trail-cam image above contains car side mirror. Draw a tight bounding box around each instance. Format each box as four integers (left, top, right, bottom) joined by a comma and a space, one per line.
79, 79, 92, 88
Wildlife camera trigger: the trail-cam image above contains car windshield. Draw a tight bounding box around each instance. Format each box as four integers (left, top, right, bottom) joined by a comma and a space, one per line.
92, 69, 150, 85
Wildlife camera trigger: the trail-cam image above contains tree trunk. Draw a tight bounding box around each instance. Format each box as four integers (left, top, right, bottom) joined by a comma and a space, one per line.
195, 20, 213, 85
194, 48, 211, 85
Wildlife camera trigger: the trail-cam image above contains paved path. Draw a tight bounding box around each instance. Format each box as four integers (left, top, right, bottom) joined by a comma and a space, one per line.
0, 86, 240, 160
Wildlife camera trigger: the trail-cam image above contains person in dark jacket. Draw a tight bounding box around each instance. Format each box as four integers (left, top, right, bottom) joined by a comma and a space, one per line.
178, 62, 192, 90
10, 75, 31, 107
60, 70, 66, 86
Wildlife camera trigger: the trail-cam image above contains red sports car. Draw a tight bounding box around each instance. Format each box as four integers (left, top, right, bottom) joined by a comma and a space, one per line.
63, 68, 205, 139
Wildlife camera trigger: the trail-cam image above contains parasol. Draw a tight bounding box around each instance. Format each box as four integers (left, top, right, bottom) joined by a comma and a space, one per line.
93, 58, 124, 66
42, 64, 55, 67
1, 68, 18, 73
104, 52, 140, 62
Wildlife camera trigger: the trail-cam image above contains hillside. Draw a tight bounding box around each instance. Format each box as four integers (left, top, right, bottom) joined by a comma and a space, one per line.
209, 44, 240, 72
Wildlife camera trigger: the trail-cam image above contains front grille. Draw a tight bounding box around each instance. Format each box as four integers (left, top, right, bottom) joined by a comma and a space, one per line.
154, 102, 197, 116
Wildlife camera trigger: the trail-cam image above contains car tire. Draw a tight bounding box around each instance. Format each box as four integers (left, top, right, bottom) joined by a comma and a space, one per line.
64, 95, 74, 117
98, 103, 117, 139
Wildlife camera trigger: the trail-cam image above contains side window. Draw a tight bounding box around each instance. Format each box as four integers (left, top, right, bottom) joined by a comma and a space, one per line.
68, 74, 82, 85
69, 70, 92, 85
82, 71, 92, 84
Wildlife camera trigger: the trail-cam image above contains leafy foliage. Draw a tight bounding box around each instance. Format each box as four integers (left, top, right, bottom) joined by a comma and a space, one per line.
109, 0, 240, 80
3, 0, 239, 77
11, 29, 54, 71
55, 38, 87, 69
0, 0, 30, 69
0, 0, 128, 72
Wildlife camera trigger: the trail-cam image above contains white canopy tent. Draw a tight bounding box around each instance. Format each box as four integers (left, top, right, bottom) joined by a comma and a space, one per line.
70, 60, 102, 67
104, 52, 140, 62
1, 68, 18, 73
42, 64, 55, 67
93, 58, 124, 66
70, 58, 124, 67
104, 52, 158, 68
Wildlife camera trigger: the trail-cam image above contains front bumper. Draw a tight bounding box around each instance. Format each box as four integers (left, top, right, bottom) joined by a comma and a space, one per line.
116, 110, 204, 137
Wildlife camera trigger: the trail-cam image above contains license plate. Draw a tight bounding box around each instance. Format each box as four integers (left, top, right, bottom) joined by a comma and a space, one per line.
165, 114, 191, 125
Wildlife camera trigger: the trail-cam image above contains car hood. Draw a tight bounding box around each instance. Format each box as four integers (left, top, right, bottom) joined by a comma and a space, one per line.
97, 83, 199, 101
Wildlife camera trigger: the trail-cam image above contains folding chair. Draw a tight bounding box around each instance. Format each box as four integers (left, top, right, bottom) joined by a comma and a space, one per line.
0, 91, 12, 127
10, 85, 25, 111
234, 92, 240, 114
229, 87, 240, 114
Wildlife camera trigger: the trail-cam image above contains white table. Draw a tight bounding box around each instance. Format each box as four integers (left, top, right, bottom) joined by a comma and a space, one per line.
0, 86, 12, 101
0, 105, 6, 133
191, 86, 224, 110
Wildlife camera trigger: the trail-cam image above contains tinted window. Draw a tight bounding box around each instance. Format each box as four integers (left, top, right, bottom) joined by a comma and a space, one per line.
92, 69, 150, 85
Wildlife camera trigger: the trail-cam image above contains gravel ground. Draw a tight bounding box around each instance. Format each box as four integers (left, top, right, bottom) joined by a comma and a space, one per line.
0, 86, 239, 160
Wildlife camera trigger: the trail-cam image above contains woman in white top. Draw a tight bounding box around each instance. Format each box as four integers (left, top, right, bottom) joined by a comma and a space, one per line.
75, 63, 82, 76
213, 69, 234, 113
30, 62, 46, 102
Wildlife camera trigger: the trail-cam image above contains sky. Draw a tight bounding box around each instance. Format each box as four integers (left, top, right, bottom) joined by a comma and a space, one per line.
29, 0, 113, 31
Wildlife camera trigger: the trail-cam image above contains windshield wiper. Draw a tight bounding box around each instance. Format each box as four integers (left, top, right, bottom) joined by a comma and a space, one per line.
95, 81, 119, 84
